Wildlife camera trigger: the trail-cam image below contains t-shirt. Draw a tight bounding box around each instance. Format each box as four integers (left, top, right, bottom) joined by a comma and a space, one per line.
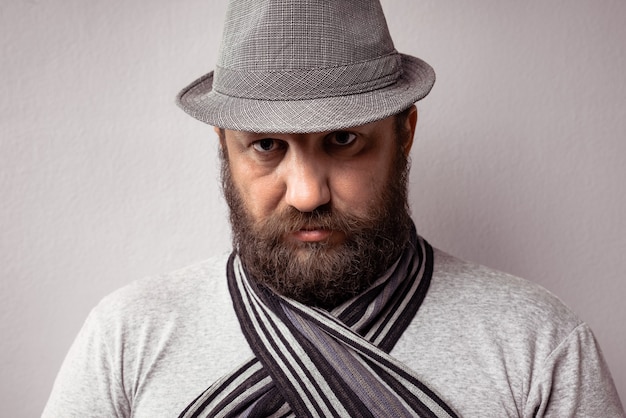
42, 249, 625, 417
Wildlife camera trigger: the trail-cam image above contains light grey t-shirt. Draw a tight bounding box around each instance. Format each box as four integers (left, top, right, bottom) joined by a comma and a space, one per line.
42, 249, 624, 417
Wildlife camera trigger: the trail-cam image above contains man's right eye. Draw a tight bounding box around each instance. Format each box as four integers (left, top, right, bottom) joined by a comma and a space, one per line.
252, 139, 279, 152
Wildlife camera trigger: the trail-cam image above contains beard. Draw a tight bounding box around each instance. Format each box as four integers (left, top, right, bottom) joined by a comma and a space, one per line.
220, 132, 413, 309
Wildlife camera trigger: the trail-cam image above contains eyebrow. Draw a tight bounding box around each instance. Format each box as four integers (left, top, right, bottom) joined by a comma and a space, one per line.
232, 129, 284, 138
227, 131, 267, 142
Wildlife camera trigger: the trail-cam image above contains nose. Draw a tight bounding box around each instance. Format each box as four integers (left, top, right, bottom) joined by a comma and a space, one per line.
283, 157, 331, 213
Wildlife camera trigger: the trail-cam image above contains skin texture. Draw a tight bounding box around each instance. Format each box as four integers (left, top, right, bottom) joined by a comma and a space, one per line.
219, 106, 418, 308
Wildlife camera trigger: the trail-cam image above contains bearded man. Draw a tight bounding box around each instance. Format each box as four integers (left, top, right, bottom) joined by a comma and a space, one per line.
43, 0, 624, 417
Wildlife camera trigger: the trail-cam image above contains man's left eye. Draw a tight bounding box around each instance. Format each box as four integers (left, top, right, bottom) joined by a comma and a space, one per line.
330, 132, 357, 146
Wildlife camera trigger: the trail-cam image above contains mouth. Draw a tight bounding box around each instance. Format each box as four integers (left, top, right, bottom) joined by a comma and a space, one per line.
290, 228, 333, 243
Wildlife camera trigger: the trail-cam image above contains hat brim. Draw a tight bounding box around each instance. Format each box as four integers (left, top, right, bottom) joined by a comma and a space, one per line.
176, 54, 435, 134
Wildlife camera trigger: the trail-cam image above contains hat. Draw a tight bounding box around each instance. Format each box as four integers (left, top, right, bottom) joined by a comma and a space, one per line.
177, 0, 435, 133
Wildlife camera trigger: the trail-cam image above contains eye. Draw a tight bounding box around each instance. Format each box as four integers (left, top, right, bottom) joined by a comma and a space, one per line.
329, 131, 357, 146
252, 138, 282, 152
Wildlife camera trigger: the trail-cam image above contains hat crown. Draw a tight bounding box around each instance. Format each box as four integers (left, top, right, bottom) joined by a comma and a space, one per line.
218, 0, 396, 71
177, 0, 435, 133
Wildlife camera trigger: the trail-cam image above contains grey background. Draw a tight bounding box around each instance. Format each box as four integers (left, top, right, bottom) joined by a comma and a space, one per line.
1, 0, 625, 415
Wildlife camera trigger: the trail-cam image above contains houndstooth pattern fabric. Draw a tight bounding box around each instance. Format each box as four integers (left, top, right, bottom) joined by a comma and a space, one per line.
215, 53, 402, 100
217, 0, 394, 69
177, 0, 436, 133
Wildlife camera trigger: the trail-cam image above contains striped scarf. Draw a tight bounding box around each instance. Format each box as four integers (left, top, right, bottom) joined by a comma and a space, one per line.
179, 230, 458, 417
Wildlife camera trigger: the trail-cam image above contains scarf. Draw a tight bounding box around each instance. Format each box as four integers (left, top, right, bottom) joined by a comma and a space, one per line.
179, 230, 458, 417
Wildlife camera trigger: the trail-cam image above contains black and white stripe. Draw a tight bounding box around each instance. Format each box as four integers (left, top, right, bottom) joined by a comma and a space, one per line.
180, 229, 458, 418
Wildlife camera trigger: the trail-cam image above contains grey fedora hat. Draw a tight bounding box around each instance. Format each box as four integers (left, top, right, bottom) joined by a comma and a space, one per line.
177, 0, 435, 133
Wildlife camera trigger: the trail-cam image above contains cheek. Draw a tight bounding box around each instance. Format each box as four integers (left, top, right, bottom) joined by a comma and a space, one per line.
230, 162, 284, 220
330, 142, 399, 213
330, 167, 385, 215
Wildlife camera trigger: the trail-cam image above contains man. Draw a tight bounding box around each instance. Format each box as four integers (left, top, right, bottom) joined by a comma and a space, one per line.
43, 0, 624, 416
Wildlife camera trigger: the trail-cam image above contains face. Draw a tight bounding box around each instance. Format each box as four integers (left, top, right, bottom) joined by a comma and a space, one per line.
219, 107, 417, 308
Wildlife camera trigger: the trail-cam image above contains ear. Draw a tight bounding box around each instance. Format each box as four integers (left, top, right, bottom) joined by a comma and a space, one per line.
402, 105, 418, 155
214, 126, 227, 149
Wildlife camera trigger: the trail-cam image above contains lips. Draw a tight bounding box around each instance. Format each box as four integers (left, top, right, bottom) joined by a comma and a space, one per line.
290, 228, 333, 242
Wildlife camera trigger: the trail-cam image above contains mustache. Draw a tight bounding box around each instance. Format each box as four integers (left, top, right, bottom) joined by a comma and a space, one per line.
255, 204, 378, 238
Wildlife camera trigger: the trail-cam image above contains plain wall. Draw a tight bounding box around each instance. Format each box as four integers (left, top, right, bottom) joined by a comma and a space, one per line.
1, 0, 624, 416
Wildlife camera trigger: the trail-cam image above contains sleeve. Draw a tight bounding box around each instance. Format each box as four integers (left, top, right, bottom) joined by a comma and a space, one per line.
41, 307, 131, 418
525, 323, 625, 417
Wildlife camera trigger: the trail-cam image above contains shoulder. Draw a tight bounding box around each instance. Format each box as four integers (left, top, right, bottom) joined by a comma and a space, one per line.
406, 248, 585, 380
396, 248, 624, 418
85, 251, 244, 395
428, 248, 581, 335
43, 252, 249, 417
80, 252, 236, 356
93, 253, 231, 323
